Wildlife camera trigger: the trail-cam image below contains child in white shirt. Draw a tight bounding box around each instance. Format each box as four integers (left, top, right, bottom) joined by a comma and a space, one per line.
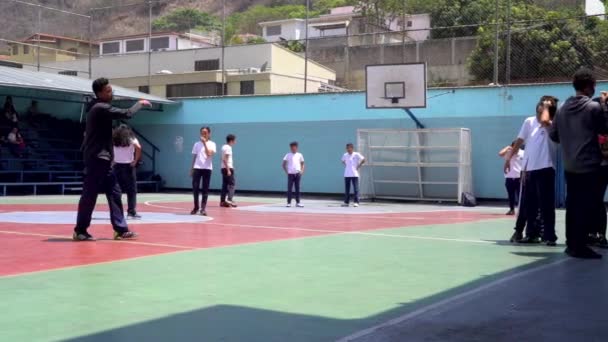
282, 141, 305, 207
341, 143, 365, 207
190, 126, 216, 216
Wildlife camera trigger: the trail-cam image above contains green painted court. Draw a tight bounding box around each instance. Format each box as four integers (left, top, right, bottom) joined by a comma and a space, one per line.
2, 194, 604, 341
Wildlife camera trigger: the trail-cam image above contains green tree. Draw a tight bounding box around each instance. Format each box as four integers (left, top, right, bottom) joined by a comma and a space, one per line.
468, 3, 601, 83
152, 8, 220, 33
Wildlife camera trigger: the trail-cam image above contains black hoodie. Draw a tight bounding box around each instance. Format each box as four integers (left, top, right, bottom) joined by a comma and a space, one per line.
550, 95, 608, 173
81, 99, 142, 163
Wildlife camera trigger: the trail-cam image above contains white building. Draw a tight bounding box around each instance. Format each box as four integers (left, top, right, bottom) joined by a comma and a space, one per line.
99, 32, 217, 56
259, 6, 431, 43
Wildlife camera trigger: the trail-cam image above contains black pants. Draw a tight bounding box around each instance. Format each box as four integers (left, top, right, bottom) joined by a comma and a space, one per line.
114, 163, 137, 214
287, 173, 301, 204
220, 168, 236, 203
505, 178, 520, 211
344, 177, 360, 204
192, 169, 212, 211
75, 158, 128, 234
522, 167, 556, 241
595, 166, 608, 236
514, 176, 529, 234
565, 170, 604, 250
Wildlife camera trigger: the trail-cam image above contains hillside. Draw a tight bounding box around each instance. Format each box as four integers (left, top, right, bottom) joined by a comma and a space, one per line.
0, 0, 272, 40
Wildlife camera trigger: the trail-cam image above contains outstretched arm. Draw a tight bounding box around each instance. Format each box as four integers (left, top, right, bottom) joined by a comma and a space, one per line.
107, 100, 151, 120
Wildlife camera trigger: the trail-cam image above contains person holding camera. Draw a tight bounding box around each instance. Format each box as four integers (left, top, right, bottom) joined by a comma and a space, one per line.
550, 69, 608, 259
505, 95, 559, 246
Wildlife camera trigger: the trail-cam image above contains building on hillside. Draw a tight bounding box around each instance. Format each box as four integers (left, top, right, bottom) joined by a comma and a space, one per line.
259, 6, 431, 45
99, 31, 217, 56
7, 33, 98, 65
35, 43, 337, 96
534, 0, 605, 16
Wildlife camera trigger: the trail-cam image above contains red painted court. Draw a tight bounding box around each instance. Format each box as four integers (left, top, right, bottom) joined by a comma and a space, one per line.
0, 200, 497, 277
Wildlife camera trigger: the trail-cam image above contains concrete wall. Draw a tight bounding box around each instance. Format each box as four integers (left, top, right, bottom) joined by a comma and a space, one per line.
128, 82, 605, 199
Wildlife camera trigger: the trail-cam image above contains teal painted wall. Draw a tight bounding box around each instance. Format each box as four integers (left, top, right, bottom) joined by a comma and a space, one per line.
125, 83, 603, 199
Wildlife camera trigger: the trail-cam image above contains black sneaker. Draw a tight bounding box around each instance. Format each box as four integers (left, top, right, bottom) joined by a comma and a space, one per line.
114, 231, 139, 240
519, 236, 541, 244
506, 210, 515, 216
127, 212, 142, 220
200, 210, 207, 216
510, 231, 523, 243
73, 231, 95, 241
229, 201, 238, 208
546, 241, 557, 247
190, 208, 199, 215
565, 247, 603, 259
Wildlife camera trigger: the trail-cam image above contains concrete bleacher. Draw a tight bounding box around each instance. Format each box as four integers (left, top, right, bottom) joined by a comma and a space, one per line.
0, 115, 161, 196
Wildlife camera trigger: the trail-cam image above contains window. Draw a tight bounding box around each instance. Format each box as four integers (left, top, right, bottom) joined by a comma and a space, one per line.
102, 41, 120, 55
126, 39, 145, 52
240, 81, 255, 95
194, 59, 220, 71
59, 70, 78, 76
166, 83, 222, 98
150, 37, 170, 51
138, 86, 150, 94
23, 45, 30, 54
10, 46, 17, 55
266, 25, 282, 36
407, 21, 413, 28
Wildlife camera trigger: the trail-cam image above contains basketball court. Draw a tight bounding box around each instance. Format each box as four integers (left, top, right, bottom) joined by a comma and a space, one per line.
1, 193, 605, 341
2, 48, 607, 342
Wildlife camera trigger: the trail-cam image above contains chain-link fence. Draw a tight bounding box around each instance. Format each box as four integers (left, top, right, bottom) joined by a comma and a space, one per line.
1, 0, 607, 96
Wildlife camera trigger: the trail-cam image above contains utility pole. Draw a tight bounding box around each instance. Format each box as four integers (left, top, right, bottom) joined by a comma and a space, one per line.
221, 0, 226, 96
304, 0, 310, 93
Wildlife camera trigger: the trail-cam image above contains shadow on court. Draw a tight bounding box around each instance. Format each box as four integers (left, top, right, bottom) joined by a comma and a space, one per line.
61, 252, 608, 342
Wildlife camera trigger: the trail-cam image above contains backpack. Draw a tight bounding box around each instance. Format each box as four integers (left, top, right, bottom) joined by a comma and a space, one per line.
461, 192, 477, 207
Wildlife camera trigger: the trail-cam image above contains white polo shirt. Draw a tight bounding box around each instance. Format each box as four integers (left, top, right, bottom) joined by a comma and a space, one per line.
192, 140, 217, 170
283, 152, 304, 174
503, 149, 524, 179
517, 116, 555, 171
342, 152, 365, 178
221, 144, 233, 169
113, 138, 140, 164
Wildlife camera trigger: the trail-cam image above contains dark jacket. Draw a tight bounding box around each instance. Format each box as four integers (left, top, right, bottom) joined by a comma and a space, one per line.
81, 100, 141, 163
550, 95, 608, 173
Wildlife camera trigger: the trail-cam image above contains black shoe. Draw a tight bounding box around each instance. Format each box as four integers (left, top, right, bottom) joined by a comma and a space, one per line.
519, 236, 541, 244
127, 212, 142, 220
190, 208, 199, 215
565, 247, 602, 259
229, 201, 238, 208
597, 236, 608, 249
546, 241, 557, 247
506, 210, 515, 216
73, 231, 95, 241
114, 231, 138, 240
200, 210, 207, 216
510, 231, 523, 243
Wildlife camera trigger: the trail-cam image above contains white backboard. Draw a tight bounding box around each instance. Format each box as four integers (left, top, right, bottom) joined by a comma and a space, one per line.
366, 63, 427, 109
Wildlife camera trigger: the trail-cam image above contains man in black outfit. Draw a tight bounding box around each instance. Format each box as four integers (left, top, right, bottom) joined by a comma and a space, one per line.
550, 69, 608, 259
73, 78, 150, 241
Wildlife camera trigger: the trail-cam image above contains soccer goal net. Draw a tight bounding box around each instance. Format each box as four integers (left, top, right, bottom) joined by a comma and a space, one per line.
357, 128, 473, 204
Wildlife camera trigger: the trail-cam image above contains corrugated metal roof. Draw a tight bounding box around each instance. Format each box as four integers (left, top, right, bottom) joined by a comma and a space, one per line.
0, 66, 174, 104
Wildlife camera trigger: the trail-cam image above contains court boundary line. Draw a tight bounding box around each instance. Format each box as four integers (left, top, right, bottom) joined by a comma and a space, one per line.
336, 257, 571, 342
143, 200, 500, 221
206, 222, 495, 244
0, 230, 197, 249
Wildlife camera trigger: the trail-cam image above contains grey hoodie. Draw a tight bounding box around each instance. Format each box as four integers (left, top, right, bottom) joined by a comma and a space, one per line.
550, 95, 608, 173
